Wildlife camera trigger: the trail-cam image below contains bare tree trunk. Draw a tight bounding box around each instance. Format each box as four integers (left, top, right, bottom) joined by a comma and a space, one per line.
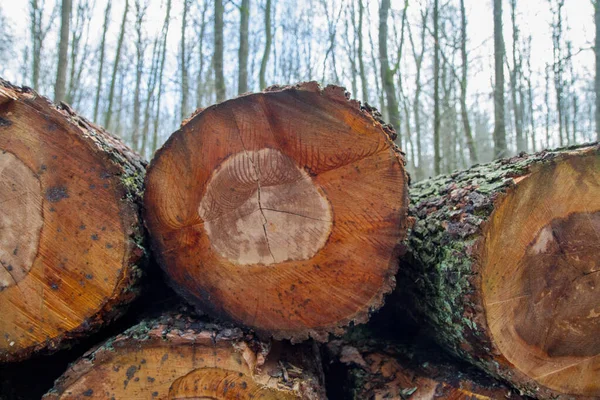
180, 0, 190, 117
545, 64, 551, 147
214, 0, 225, 101
196, 1, 209, 107
358, 0, 368, 102
509, 0, 525, 152
433, 0, 441, 174
151, 0, 172, 153
595, 0, 600, 140
93, 0, 111, 123
408, 7, 428, 180
493, 0, 507, 158
379, 0, 402, 144
30, 0, 42, 90
132, 0, 146, 152
551, 0, 565, 146
259, 0, 272, 90
104, 0, 129, 131
238, 0, 250, 94
459, 0, 477, 164
141, 35, 160, 158
66, 2, 93, 106
54, 0, 71, 103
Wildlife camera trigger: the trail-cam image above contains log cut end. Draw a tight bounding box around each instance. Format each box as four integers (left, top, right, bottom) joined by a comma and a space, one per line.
43, 316, 326, 399
144, 82, 409, 341
482, 146, 600, 396
0, 80, 145, 362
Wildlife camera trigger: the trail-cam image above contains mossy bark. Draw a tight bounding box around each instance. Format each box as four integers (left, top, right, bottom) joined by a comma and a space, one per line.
400, 143, 600, 399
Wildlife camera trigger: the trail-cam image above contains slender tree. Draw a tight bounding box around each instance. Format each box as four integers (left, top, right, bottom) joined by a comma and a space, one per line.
238, 0, 250, 94
30, 0, 56, 91
378, 0, 403, 144
594, 0, 600, 140
181, 0, 190, 117
493, 0, 507, 158
550, 0, 565, 146
152, 0, 172, 153
459, 0, 477, 163
54, 0, 71, 103
104, 0, 129, 131
195, 1, 209, 107
357, 0, 368, 102
509, 0, 525, 152
408, 5, 428, 180
133, 0, 147, 151
259, 0, 272, 89
93, 0, 111, 123
214, 0, 225, 101
433, 0, 441, 174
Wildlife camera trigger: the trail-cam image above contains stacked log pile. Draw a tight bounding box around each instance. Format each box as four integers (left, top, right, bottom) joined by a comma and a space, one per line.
0, 79, 597, 400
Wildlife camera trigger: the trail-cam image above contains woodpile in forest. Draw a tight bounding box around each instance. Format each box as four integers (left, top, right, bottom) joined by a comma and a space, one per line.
0, 78, 598, 400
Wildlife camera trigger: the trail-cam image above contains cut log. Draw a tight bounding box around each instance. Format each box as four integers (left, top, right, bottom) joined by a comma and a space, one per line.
0, 79, 145, 362
401, 144, 600, 399
144, 82, 409, 341
43, 315, 326, 399
326, 339, 523, 400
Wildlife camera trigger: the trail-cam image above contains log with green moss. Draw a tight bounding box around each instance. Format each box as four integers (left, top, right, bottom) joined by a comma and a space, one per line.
0, 79, 146, 362
400, 143, 599, 399
44, 314, 326, 399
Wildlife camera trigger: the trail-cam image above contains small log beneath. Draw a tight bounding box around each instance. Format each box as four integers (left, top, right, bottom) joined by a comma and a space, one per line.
0, 79, 145, 362
144, 82, 409, 341
326, 339, 522, 400
401, 144, 600, 398
43, 315, 326, 399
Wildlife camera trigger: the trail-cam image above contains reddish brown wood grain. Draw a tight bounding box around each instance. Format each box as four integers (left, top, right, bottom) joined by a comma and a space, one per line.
0, 79, 145, 362
144, 82, 409, 341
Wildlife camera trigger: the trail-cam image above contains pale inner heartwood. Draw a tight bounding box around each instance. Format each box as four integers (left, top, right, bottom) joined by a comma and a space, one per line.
199, 148, 332, 265
0, 151, 43, 289
483, 154, 599, 395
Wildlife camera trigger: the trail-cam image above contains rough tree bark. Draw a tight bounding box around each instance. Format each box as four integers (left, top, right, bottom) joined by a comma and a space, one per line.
43, 315, 326, 399
493, 0, 507, 158
399, 143, 600, 398
326, 337, 524, 400
0, 79, 145, 362
144, 83, 409, 342
54, 0, 71, 103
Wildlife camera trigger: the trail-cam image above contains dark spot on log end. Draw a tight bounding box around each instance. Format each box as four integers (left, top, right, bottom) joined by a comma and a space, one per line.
91, 234, 99, 241
45, 187, 69, 203
0, 117, 11, 127
82, 389, 93, 397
